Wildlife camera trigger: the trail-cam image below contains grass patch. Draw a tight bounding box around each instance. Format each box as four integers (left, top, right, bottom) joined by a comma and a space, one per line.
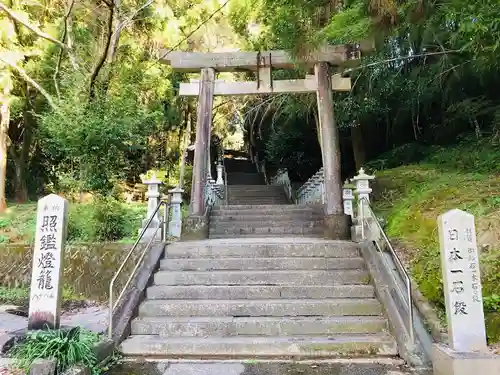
9, 327, 102, 374
0, 286, 85, 306
372, 162, 500, 344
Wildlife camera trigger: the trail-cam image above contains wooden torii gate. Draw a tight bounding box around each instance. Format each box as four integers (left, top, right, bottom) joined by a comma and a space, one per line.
162, 44, 362, 238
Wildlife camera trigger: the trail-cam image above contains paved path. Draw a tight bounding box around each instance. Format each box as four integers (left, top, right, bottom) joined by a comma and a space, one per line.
0, 304, 108, 337
106, 361, 427, 375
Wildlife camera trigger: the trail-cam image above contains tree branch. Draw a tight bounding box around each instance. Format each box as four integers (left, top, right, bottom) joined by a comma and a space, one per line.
342, 50, 461, 75
0, 2, 67, 49
54, 0, 77, 97
89, 0, 115, 100
0, 57, 57, 110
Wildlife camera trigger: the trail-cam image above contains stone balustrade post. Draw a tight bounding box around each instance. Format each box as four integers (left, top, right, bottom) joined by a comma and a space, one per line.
168, 188, 184, 238
140, 173, 162, 241
216, 163, 224, 185
351, 167, 376, 241
352, 167, 375, 218
342, 180, 355, 218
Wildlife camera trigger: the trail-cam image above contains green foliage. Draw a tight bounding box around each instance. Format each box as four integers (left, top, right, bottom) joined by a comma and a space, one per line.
264, 116, 322, 181
373, 142, 500, 343
0, 286, 84, 305
9, 327, 101, 374
484, 295, 500, 313
39, 90, 162, 193
67, 197, 145, 243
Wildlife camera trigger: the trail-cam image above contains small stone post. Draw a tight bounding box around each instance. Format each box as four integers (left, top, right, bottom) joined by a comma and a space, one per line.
433, 209, 499, 375
342, 180, 354, 218
168, 188, 184, 238
28, 194, 69, 330
351, 168, 376, 241
140, 173, 162, 239
352, 167, 375, 218
216, 163, 224, 185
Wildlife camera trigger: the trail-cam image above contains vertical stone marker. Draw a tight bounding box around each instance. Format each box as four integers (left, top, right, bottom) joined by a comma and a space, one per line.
437, 209, 487, 352
28, 194, 69, 330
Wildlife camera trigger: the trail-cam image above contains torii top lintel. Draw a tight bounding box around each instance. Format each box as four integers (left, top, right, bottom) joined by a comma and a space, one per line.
160, 44, 362, 73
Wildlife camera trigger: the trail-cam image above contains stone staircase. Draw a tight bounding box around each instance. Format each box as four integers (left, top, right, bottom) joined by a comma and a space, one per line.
120, 238, 397, 358
119, 161, 398, 359
209, 204, 325, 239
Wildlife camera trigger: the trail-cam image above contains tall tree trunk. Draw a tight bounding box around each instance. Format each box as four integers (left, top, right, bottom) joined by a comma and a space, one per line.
13, 86, 35, 202
351, 124, 366, 170
0, 85, 11, 212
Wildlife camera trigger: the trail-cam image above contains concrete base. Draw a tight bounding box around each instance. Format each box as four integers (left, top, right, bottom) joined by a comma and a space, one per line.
323, 214, 350, 240
432, 343, 500, 375
29, 358, 57, 375
138, 227, 162, 243
109, 243, 165, 344
182, 216, 209, 241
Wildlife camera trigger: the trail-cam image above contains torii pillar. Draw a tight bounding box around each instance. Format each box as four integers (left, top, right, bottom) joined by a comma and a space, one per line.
315, 62, 350, 239
190, 68, 215, 216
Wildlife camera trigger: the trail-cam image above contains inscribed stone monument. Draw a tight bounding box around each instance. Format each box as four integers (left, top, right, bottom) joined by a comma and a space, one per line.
28, 194, 69, 330
438, 209, 487, 352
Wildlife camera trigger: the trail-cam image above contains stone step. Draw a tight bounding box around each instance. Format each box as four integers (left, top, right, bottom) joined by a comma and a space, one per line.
212, 205, 323, 214
164, 238, 360, 258
226, 192, 285, 196
209, 220, 323, 230
210, 214, 324, 222
226, 200, 290, 205
227, 184, 283, 189
146, 285, 376, 300
153, 269, 369, 286
138, 299, 382, 317
131, 316, 388, 336
208, 233, 325, 239
159, 257, 366, 271
120, 334, 398, 357
209, 226, 324, 237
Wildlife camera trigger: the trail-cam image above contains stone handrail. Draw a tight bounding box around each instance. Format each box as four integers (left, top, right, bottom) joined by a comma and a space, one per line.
296, 167, 325, 205
270, 168, 293, 202
204, 178, 224, 209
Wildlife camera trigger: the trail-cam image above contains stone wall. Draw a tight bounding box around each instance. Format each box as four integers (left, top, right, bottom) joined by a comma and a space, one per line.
0, 243, 140, 302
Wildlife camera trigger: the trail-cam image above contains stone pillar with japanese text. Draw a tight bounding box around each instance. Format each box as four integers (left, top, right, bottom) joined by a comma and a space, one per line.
433, 209, 499, 375
437, 209, 487, 352
28, 194, 69, 330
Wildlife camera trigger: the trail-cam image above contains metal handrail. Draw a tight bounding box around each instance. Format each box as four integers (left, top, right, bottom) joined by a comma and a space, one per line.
359, 197, 415, 345
108, 199, 169, 339
222, 154, 228, 206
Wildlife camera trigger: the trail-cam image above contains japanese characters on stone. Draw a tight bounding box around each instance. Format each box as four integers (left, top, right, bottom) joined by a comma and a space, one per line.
438, 209, 487, 352
28, 195, 69, 330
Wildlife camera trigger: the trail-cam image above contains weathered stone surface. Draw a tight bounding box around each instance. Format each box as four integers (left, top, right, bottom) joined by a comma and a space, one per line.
120, 334, 398, 357
92, 339, 115, 363
165, 238, 360, 258
153, 269, 369, 286
105, 359, 421, 375
120, 236, 397, 359
181, 215, 209, 241
131, 316, 388, 336
324, 213, 351, 240
432, 343, 500, 375
159, 256, 366, 271
60, 365, 91, 375
109, 243, 165, 344
138, 299, 383, 317
29, 358, 57, 375
146, 285, 375, 300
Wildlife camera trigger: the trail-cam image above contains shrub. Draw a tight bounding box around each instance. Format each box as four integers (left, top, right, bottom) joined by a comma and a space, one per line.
9, 327, 100, 374
67, 197, 131, 242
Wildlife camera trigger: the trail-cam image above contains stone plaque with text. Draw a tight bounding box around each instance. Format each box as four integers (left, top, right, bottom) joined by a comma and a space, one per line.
438, 209, 487, 352
28, 194, 69, 330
